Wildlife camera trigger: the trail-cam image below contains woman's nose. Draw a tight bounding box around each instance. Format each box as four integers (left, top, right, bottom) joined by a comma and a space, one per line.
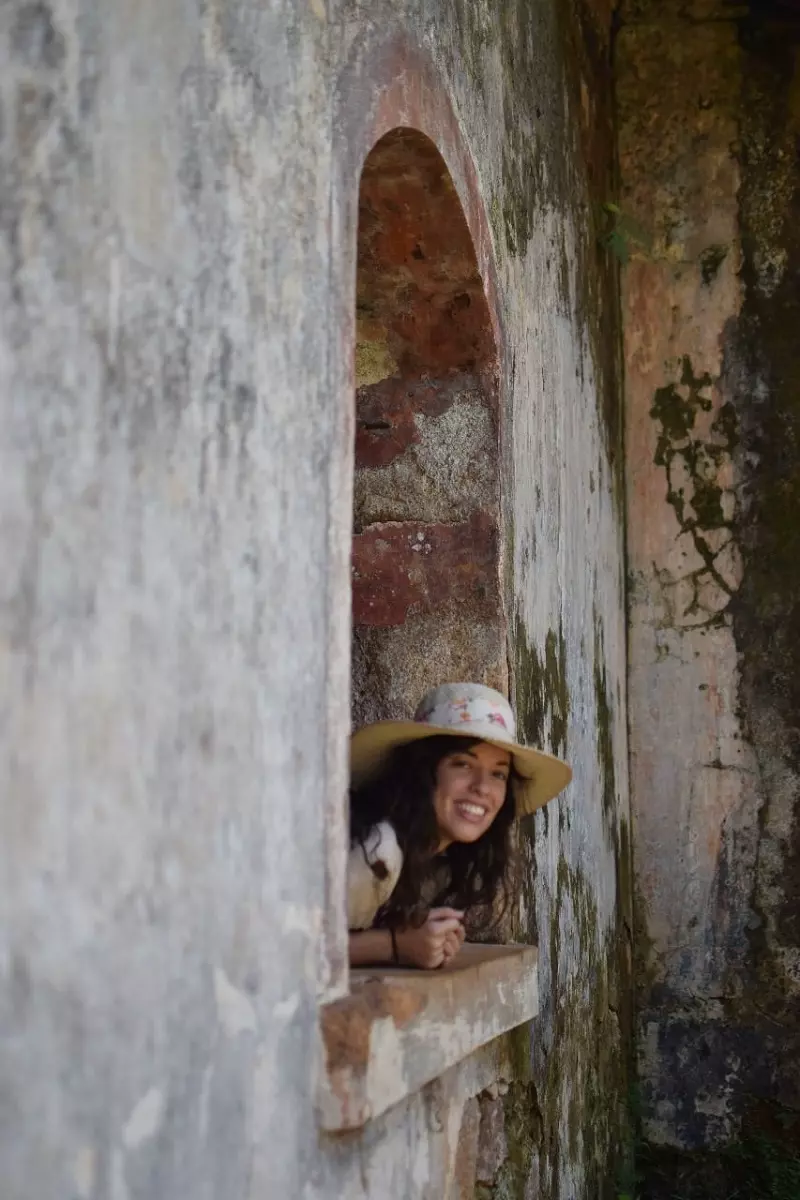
471, 769, 490, 796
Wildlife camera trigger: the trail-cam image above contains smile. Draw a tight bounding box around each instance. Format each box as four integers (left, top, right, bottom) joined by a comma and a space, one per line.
455, 801, 488, 821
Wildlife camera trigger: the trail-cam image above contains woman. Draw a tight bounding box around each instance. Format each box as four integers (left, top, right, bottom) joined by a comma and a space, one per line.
347, 682, 572, 970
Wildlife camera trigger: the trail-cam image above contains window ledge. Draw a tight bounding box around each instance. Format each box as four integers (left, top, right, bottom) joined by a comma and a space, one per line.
317, 943, 538, 1132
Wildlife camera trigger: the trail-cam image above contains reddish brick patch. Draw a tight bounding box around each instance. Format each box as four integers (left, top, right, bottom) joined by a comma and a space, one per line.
355, 371, 488, 469
453, 1098, 482, 1200
320, 979, 426, 1074
352, 511, 499, 627
358, 129, 495, 377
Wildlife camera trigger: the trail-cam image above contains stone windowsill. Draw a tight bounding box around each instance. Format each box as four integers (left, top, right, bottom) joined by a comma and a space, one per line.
317, 943, 538, 1132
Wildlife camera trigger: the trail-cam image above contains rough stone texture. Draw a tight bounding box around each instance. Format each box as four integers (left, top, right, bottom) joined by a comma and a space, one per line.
619, 0, 800, 1168
0, 0, 629, 1197
356, 127, 495, 380
354, 379, 496, 522
352, 513, 499, 629
351, 127, 504, 728
352, 606, 509, 731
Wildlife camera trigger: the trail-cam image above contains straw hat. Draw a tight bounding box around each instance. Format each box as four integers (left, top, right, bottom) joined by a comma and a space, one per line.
350, 682, 572, 817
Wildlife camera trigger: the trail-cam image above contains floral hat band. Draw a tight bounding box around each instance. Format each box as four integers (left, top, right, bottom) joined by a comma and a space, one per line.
414, 683, 517, 744
350, 682, 572, 818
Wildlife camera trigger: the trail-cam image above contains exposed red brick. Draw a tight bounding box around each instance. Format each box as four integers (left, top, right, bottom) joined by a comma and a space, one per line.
358, 129, 495, 376
355, 372, 489, 469
352, 512, 499, 628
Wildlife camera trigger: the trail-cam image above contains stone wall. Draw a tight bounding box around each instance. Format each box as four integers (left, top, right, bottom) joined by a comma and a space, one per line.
0, 1, 629, 1197
351, 128, 505, 728
618, 0, 800, 1172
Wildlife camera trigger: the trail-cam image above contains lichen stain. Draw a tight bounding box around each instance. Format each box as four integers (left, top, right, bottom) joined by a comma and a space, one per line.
355, 328, 397, 389
496, 621, 633, 1200
452, 0, 623, 472
649, 355, 741, 624
514, 618, 569, 760
490, 607, 633, 1196
477, 1081, 541, 1200
633, 9, 800, 1180
434, 2, 626, 1194
721, 8, 800, 1141
481, 857, 632, 1200
593, 617, 616, 824
699, 243, 729, 287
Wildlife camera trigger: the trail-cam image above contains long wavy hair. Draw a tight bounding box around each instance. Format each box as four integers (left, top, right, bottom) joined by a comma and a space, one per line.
350, 735, 518, 933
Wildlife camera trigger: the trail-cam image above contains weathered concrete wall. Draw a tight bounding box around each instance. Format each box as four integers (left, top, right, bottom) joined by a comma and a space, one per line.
490, 1, 633, 1195
619, 0, 800, 1168
0, 4, 339, 1198
0, 0, 629, 1197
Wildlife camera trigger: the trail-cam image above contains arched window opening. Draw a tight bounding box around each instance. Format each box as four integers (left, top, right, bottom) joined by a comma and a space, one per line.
352, 128, 504, 729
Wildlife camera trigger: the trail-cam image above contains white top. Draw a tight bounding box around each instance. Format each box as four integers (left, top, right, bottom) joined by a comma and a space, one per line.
346, 821, 404, 931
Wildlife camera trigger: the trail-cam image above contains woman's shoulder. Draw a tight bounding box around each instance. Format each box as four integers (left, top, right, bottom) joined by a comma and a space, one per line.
360, 819, 402, 864
347, 821, 404, 931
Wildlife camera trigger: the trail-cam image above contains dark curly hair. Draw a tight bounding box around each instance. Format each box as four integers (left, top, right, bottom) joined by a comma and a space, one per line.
349, 735, 518, 934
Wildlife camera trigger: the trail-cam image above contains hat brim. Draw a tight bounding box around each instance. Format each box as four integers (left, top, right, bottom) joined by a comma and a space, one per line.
350, 721, 572, 818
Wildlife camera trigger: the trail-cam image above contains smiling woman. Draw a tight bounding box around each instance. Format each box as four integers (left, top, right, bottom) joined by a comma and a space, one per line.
346, 683, 572, 970
345, 130, 572, 971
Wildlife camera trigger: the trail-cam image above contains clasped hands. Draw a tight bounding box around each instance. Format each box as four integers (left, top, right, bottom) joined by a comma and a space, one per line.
393, 908, 465, 970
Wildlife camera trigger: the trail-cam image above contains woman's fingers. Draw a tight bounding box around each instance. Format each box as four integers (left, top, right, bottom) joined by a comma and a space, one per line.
424, 912, 462, 931
452, 927, 466, 952
427, 910, 465, 965
395, 911, 466, 968
419, 934, 446, 969
442, 930, 461, 959
427, 917, 463, 937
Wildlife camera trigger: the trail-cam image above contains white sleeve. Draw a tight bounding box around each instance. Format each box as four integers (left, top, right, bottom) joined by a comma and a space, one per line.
346, 821, 404, 931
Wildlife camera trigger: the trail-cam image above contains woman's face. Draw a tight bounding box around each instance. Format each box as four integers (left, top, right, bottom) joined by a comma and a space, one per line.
433, 741, 512, 849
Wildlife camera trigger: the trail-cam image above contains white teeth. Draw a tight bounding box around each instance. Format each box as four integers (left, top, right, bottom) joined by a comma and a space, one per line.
458, 803, 486, 817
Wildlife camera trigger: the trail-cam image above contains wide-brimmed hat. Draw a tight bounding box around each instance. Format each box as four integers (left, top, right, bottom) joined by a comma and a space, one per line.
350, 682, 572, 817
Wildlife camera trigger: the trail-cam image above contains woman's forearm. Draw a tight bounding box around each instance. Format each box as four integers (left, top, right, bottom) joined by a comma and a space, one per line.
348, 928, 395, 966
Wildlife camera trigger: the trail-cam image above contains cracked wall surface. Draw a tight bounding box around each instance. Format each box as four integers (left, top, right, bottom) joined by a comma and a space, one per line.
619, 0, 800, 1165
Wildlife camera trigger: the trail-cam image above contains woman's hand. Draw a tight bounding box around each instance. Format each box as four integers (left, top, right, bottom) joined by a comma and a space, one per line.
394, 908, 465, 969
442, 920, 466, 963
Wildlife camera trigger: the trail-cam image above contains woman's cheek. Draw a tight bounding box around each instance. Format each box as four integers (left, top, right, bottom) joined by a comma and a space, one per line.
487, 792, 505, 821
